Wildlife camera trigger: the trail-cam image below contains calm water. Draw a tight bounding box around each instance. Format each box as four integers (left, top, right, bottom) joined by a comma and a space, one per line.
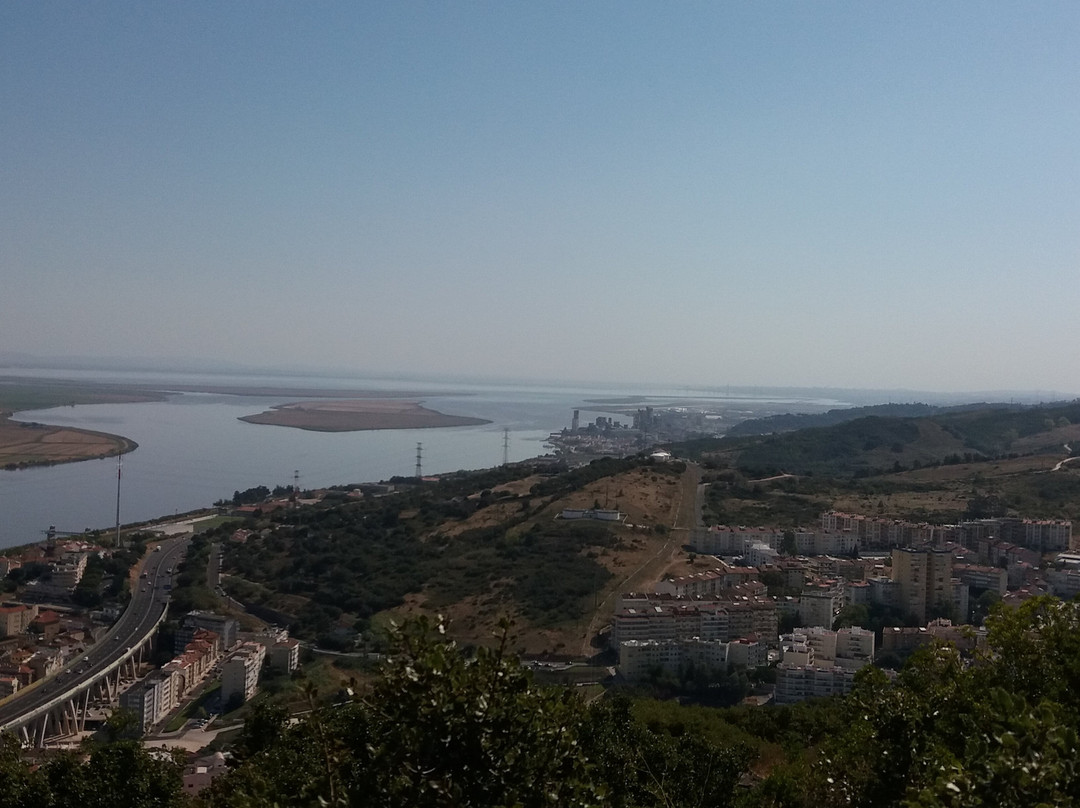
0, 371, 848, 548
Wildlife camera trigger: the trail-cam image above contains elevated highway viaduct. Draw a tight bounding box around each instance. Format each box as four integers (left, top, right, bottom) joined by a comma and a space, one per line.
0, 536, 189, 746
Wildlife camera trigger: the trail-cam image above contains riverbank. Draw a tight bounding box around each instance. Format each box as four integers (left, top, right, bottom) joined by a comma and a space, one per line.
0, 377, 478, 468
0, 414, 137, 470
238, 399, 492, 432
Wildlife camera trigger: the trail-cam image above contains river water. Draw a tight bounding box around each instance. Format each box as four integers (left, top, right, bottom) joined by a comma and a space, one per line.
0, 371, 848, 548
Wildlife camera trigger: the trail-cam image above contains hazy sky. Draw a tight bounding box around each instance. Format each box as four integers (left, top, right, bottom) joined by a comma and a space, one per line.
2, 3, 1077, 393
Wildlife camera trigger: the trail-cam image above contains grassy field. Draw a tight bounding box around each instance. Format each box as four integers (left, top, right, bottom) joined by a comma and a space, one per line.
0, 380, 155, 468
0, 379, 163, 415
0, 418, 137, 469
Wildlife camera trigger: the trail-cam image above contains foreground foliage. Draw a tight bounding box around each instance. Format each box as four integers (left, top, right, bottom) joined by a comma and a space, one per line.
5, 598, 1080, 806
749, 596, 1080, 808
0, 732, 183, 808
203, 617, 750, 808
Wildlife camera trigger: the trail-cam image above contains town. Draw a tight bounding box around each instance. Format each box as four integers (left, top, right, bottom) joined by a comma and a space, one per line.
611, 510, 1075, 704
0, 527, 299, 794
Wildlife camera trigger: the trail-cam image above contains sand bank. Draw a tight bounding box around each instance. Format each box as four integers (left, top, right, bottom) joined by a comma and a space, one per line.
239, 399, 491, 432
0, 417, 136, 470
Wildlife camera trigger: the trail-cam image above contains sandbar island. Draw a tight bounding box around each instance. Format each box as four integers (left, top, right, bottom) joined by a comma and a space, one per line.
238, 399, 491, 432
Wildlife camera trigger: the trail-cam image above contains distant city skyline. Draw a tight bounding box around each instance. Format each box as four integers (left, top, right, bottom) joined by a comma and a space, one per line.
2, 3, 1078, 393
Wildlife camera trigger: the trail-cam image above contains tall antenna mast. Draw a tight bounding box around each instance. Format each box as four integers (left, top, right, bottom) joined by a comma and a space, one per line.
114, 454, 122, 549
415, 442, 423, 479
293, 469, 300, 508
503, 428, 510, 466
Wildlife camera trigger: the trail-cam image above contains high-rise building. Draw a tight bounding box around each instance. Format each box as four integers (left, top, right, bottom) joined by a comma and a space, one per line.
891, 548, 953, 624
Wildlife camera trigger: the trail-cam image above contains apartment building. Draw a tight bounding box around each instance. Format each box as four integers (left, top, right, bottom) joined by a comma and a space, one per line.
161, 628, 221, 705
879, 618, 987, 658
793, 530, 860, 557
613, 592, 777, 648
1048, 568, 1080, 599
952, 563, 1008, 596
653, 564, 760, 597
270, 638, 300, 673
0, 604, 38, 638
779, 626, 874, 672
775, 664, 859, 704
618, 636, 765, 680
222, 642, 266, 705
120, 673, 173, 734
176, 612, 238, 654
691, 526, 783, 557
892, 548, 955, 624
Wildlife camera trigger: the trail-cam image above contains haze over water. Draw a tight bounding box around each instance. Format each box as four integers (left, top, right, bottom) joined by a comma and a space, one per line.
0, 371, 850, 548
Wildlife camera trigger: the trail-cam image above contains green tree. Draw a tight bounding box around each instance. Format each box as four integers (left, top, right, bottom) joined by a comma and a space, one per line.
781, 530, 797, 556
0, 734, 50, 808
581, 697, 752, 808
980, 596, 1080, 715
207, 617, 604, 807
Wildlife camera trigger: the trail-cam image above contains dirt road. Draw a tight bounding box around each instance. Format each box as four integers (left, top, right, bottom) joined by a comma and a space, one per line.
578, 462, 702, 656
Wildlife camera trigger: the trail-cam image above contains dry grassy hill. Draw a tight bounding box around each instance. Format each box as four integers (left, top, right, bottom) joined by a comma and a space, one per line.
388, 462, 699, 656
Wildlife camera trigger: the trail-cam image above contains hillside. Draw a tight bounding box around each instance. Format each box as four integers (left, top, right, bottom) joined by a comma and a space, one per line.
211, 401, 1080, 654
216, 456, 695, 655
679, 399, 1080, 479
725, 402, 948, 437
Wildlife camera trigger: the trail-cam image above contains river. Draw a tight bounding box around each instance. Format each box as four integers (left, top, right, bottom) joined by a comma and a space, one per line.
0, 370, 849, 548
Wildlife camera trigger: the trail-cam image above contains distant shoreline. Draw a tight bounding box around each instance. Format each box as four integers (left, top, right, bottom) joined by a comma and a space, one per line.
238, 399, 492, 432
0, 378, 486, 469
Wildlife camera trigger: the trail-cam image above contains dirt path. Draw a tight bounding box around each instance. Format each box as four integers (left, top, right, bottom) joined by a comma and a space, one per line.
1052, 444, 1079, 472
749, 472, 797, 483
578, 463, 701, 656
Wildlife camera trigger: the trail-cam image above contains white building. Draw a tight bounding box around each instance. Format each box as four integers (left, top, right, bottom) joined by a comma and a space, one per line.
618, 637, 765, 681
1048, 568, 1080, 599
745, 543, 780, 567
119, 674, 172, 733
221, 642, 266, 705
775, 664, 859, 704
612, 593, 777, 649
183, 752, 230, 796
779, 627, 874, 675
270, 638, 301, 673
691, 526, 783, 556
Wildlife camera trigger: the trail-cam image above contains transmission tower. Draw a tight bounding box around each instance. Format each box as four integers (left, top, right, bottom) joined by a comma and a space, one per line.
503, 428, 510, 466
114, 454, 122, 549
292, 469, 300, 508
415, 442, 423, 479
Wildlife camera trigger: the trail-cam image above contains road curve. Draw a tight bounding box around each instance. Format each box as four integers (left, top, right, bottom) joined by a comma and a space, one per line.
0, 536, 189, 731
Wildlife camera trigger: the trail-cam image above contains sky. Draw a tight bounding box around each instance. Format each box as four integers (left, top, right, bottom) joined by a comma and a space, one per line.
2, 3, 1078, 394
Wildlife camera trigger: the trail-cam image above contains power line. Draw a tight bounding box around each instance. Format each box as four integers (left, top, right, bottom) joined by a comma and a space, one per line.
114, 454, 122, 549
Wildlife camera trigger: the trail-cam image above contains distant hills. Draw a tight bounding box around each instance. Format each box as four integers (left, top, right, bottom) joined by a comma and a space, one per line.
678, 400, 1080, 478
726, 403, 954, 437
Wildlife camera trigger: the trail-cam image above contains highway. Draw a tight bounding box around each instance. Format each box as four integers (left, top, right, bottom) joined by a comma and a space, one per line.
0, 536, 189, 730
